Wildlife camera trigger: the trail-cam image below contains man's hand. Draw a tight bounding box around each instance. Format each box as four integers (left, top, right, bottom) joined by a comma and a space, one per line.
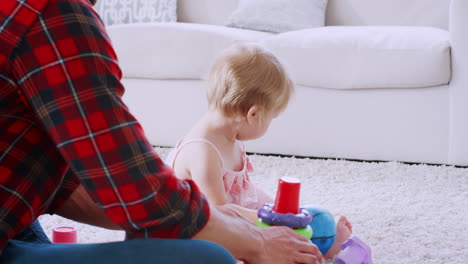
194, 204, 323, 264
251, 225, 323, 264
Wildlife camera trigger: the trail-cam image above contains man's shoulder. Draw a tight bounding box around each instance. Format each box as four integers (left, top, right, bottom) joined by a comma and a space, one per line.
0, 0, 94, 29
0, 0, 48, 69
0, 0, 49, 26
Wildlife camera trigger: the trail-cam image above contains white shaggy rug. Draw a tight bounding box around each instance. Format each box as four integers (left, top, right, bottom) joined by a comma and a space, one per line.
39, 147, 468, 264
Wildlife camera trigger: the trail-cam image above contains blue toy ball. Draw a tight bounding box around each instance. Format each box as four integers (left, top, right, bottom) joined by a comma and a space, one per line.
304, 205, 336, 255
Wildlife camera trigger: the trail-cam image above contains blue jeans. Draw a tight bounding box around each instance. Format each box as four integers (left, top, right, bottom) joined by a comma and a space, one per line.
0, 221, 236, 264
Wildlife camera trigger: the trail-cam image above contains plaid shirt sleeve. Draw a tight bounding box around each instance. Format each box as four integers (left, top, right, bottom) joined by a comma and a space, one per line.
9, 0, 210, 239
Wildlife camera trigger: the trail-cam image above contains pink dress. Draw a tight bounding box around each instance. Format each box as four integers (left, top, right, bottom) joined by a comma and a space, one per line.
165, 138, 272, 210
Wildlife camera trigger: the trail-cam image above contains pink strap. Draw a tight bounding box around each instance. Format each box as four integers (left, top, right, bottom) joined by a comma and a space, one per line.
239, 141, 246, 154
170, 138, 225, 168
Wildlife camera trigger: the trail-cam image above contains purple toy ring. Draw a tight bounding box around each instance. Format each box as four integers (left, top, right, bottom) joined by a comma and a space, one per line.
257, 204, 313, 229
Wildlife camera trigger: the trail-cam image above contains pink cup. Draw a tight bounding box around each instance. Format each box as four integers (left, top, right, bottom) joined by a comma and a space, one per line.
52, 226, 77, 243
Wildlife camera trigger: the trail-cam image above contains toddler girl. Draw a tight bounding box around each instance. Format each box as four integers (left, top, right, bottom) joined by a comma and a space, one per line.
166, 43, 292, 221
166, 43, 353, 260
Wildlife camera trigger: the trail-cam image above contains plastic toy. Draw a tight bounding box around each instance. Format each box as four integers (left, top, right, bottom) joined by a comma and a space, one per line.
254, 177, 313, 239
52, 226, 78, 244
333, 236, 373, 264
304, 206, 337, 255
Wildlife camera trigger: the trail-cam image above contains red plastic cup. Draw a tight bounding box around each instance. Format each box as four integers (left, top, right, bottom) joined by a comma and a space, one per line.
52, 227, 77, 244
273, 176, 301, 214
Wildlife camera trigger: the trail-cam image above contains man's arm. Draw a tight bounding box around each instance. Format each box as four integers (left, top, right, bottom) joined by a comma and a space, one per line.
12, 0, 208, 239
56, 185, 122, 230
56, 188, 324, 263
195, 204, 323, 264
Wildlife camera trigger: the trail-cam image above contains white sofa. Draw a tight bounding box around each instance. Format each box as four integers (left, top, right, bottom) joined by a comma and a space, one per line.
106, 0, 468, 166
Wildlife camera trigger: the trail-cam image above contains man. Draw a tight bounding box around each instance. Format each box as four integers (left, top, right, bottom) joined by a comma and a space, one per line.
0, 0, 323, 263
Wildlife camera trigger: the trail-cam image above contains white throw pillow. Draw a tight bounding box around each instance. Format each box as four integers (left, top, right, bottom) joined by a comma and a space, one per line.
93, 0, 177, 26
226, 0, 328, 33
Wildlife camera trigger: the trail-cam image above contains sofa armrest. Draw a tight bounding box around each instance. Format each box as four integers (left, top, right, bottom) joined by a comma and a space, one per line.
448, 0, 468, 166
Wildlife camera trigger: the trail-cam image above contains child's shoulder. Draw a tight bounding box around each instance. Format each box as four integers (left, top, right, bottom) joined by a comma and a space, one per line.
167, 137, 224, 179
175, 137, 224, 161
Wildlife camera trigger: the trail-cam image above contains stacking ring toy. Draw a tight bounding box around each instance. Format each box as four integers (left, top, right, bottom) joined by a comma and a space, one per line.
255, 177, 314, 239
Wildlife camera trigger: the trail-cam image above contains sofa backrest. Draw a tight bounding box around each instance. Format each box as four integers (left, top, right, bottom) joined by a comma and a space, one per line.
177, 0, 450, 29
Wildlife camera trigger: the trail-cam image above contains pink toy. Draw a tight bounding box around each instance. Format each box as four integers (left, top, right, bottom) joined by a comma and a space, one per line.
52, 226, 78, 244
333, 236, 373, 264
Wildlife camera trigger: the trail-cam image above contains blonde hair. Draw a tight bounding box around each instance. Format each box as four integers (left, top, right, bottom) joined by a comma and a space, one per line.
207, 43, 294, 118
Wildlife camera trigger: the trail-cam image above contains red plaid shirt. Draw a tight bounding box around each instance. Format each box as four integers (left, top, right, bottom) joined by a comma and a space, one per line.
0, 0, 210, 252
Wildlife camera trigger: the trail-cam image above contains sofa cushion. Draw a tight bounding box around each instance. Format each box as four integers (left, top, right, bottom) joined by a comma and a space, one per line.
177, 0, 449, 30
261, 26, 451, 89
107, 23, 272, 79
226, 0, 328, 33
94, 0, 177, 26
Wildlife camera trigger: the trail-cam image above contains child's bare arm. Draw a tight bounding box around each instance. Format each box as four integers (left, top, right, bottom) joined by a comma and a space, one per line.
182, 143, 228, 205
179, 143, 260, 223
227, 203, 258, 223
